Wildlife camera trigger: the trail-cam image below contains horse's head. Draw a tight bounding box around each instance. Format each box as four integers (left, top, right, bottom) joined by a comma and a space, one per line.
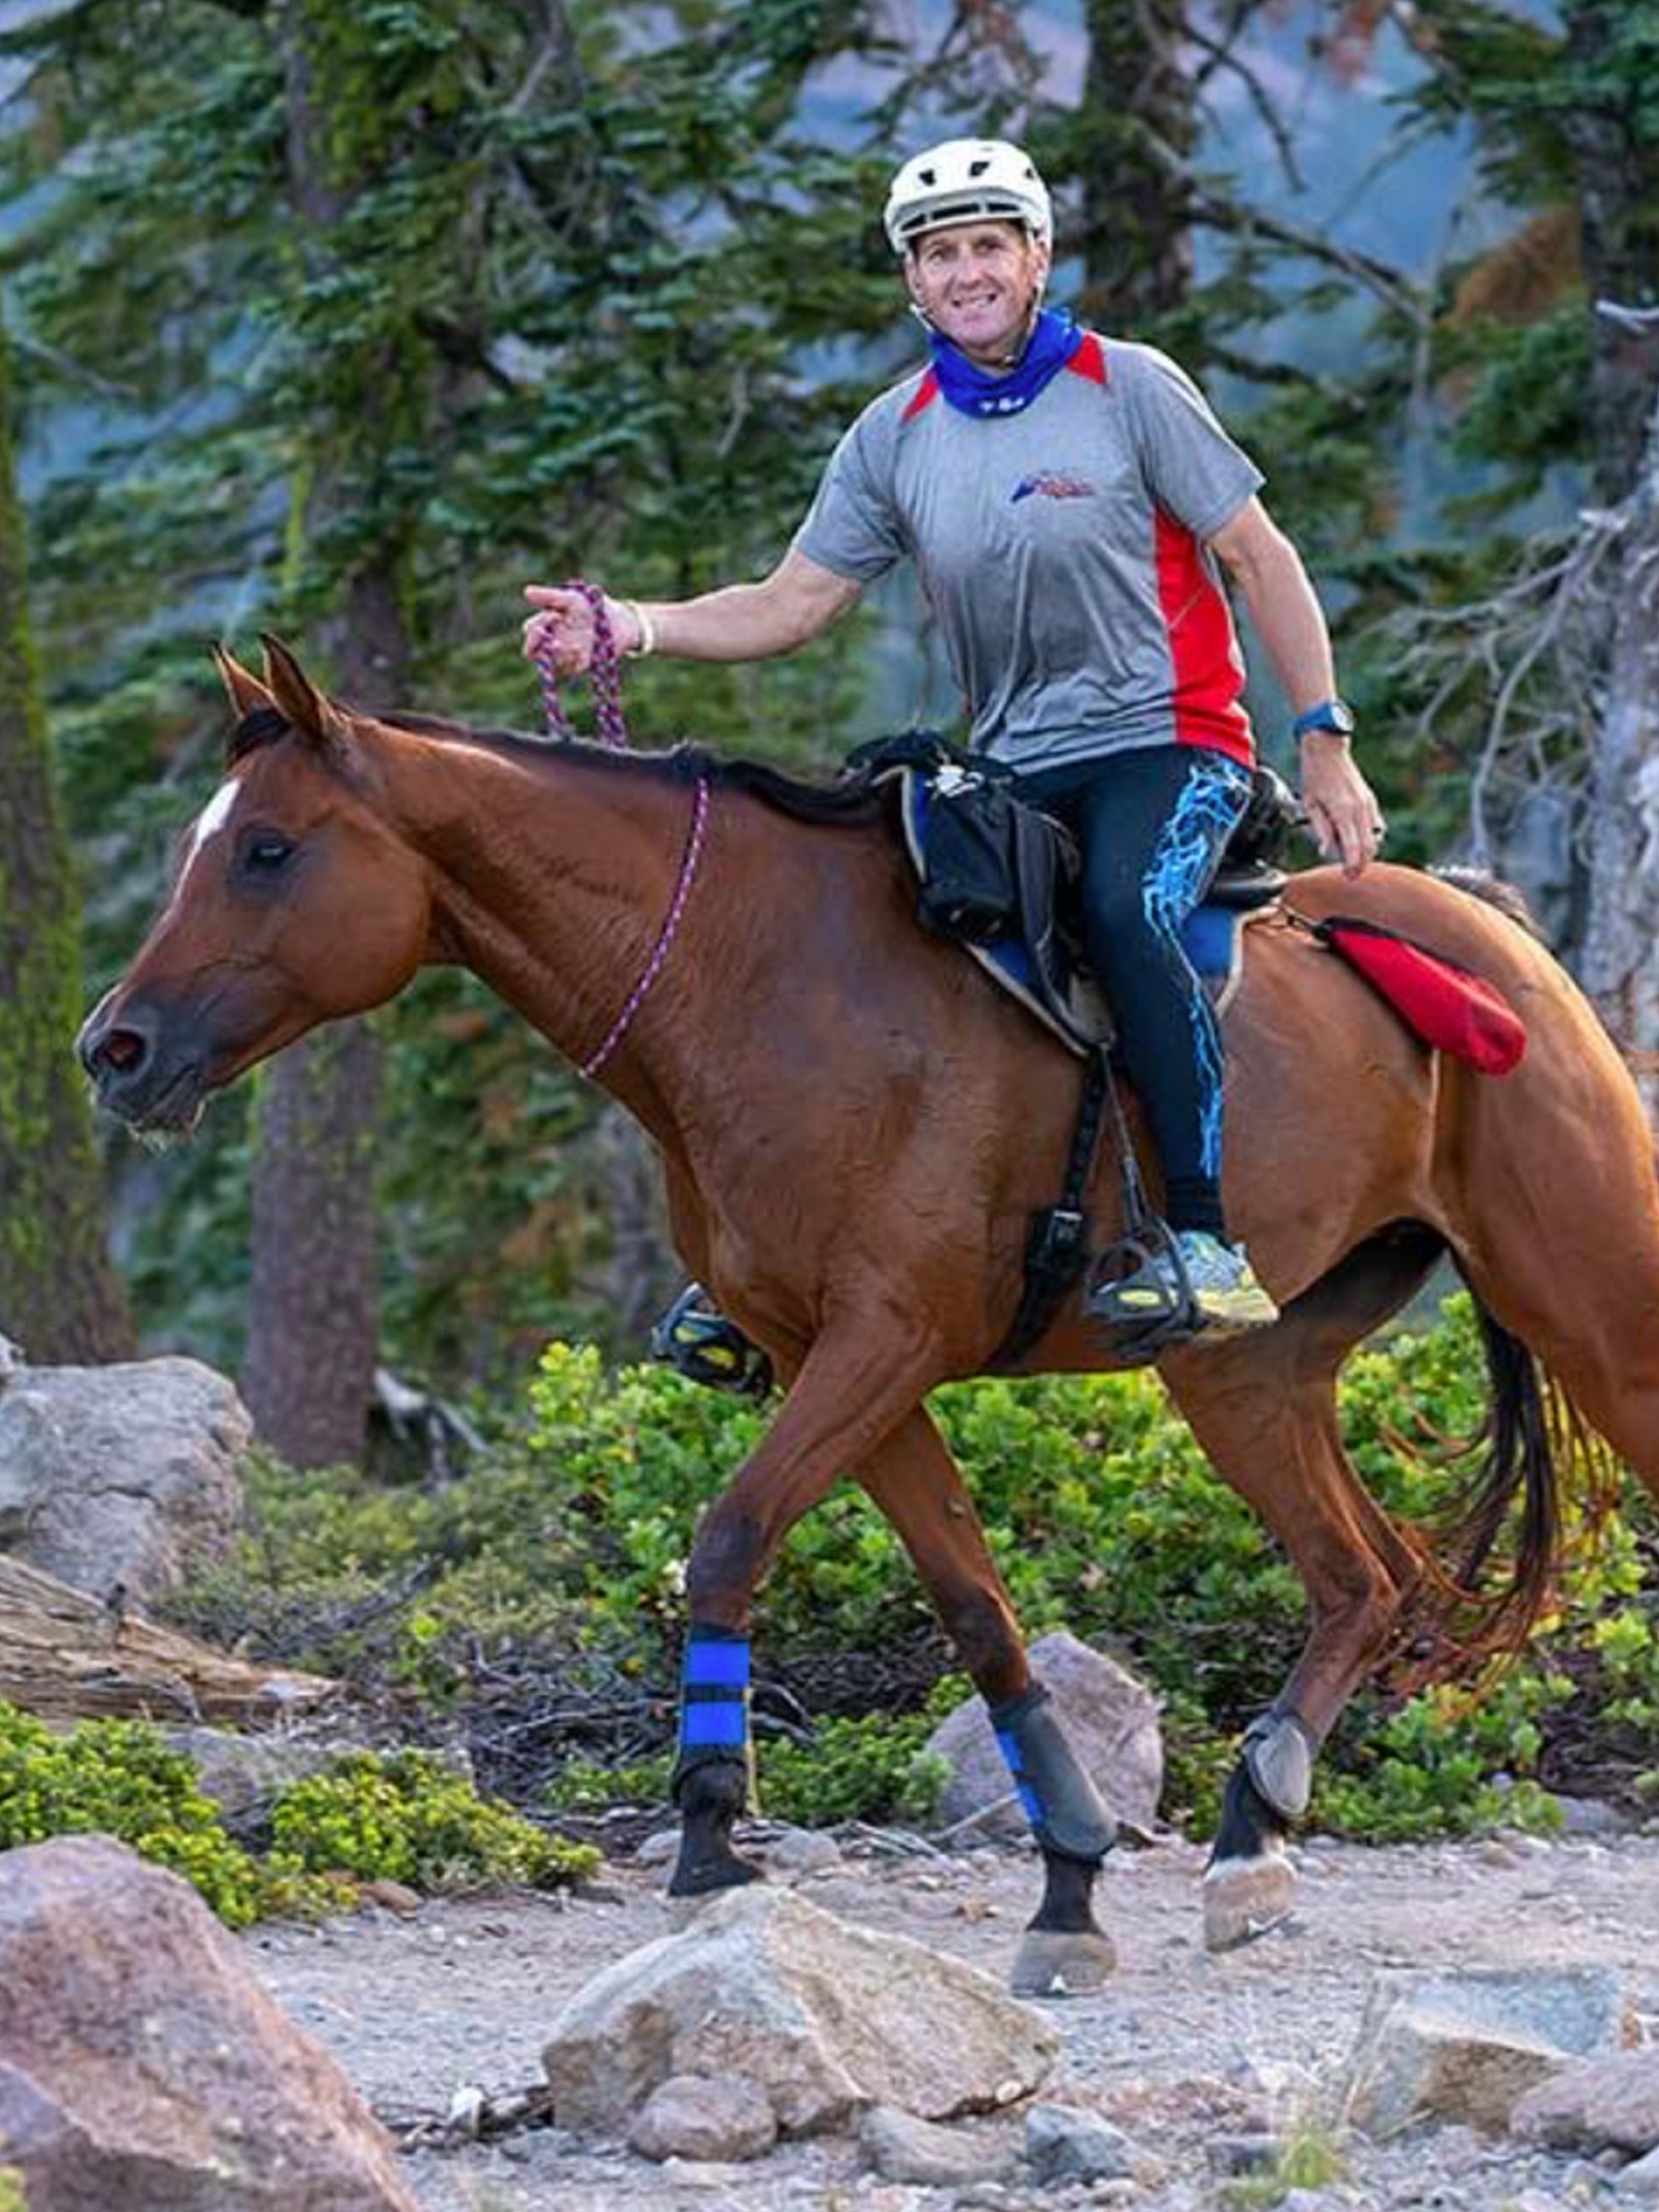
79, 638, 432, 1135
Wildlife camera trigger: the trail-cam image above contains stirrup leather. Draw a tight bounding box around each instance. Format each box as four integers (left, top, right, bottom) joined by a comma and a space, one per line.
649, 1283, 775, 1399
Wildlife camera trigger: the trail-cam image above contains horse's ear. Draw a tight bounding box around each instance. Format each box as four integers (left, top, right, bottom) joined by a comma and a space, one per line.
211, 642, 275, 723
258, 633, 352, 758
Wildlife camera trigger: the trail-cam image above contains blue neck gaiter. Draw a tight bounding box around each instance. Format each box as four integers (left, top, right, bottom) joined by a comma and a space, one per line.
928, 307, 1083, 419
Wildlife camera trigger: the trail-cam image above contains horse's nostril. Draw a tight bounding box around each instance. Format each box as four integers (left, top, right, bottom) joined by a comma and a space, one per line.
100, 1029, 147, 1075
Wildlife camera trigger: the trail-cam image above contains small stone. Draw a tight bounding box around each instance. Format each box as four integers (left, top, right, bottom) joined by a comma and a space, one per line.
629, 2074, 777, 2164
634, 1828, 680, 1866
1206, 2134, 1284, 2173
1512, 2048, 1659, 2154
859, 2104, 1012, 2186
657, 2158, 755, 2188
361, 1878, 422, 1916
1618, 2145, 1659, 2198
1023, 2102, 1135, 2183
763, 1827, 843, 1879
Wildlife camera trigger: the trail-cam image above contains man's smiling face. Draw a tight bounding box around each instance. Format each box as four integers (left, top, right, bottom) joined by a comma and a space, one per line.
904, 219, 1050, 369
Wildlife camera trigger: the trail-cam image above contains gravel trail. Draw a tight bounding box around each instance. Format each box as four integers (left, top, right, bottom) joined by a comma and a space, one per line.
246, 1822, 1659, 2212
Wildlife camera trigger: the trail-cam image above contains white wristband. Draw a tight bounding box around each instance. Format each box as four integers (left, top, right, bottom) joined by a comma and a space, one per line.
620, 599, 656, 659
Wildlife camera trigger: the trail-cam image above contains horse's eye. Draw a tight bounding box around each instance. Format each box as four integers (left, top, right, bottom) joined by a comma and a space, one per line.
240, 832, 295, 877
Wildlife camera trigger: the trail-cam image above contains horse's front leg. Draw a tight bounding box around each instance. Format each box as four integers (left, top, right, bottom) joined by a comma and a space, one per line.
667, 1312, 943, 1900
858, 1408, 1118, 1995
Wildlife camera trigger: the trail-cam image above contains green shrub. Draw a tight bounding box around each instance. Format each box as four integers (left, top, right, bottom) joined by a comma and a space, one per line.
271, 1749, 599, 1889
0, 1703, 269, 1927
175, 1296, 1656, 1845
0, 1705, 596, 1923
0, 2169, 25, 2212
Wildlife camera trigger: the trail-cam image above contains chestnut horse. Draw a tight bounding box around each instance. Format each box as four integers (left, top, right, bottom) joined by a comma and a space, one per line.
81, 641, 1659, 1989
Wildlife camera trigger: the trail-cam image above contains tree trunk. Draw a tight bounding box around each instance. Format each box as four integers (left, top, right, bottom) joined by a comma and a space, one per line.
1579, 372, 1659, 1107
1076, 0, 1196, 325
241, 16, 418, 1467
1562, 0, 1659, 1092
0, 299, 134, 1363
1563, 1, 1659, 502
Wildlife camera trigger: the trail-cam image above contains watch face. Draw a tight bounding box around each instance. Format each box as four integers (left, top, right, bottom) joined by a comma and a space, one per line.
1303, 700, 1356, 737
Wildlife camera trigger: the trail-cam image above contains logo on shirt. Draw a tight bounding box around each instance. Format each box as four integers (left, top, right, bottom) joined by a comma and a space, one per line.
1010, 472, 1098, 503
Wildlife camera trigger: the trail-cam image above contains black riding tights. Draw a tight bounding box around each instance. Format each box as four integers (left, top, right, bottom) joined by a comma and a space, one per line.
1015, 746, 1252, 1238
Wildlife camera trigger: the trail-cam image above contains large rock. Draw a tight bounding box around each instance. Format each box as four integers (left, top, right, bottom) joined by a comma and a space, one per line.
1510, 2049, 1659, 2155
0, 1357, 248, 1606
926, 1630, 1163, 1840
0, 1834, 418, 2212
1342, 1967, 1636, 2139
542, 1886, 1058, 2136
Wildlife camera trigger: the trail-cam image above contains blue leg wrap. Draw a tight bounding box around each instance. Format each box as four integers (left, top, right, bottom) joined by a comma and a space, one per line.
672, 1621, 751, 1787
990, 1684, 1116, 1864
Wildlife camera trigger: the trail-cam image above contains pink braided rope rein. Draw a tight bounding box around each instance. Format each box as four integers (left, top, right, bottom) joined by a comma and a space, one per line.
532, 580, 711, 1081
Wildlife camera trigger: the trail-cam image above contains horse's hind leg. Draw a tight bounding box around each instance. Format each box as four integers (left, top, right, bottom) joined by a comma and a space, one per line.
1161, 1225, 1443, 1950
856, 1408, 1118, 1996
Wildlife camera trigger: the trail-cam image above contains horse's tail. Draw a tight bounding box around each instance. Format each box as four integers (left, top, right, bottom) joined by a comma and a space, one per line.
1395, 1295, 1623, 1685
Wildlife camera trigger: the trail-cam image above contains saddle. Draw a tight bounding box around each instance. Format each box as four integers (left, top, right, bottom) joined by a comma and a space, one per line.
850, 732, 1293, 1053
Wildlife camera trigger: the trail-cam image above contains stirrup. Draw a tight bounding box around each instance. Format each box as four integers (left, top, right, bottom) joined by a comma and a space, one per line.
649, 1283, 775, 1399
1083, 1218, 1202, 1356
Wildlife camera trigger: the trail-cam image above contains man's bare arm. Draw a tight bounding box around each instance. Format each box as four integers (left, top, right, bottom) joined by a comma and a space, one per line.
523, 549, 862, 671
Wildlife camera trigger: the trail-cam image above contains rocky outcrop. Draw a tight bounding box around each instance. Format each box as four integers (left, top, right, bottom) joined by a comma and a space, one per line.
0, 1356, 248, 1607
0, 1834, 418, 2211
925, 1629, 1164, 1840
542, 1886, 1057, 2136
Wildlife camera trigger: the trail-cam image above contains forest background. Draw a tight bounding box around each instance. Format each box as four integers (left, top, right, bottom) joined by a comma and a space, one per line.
0, 0, 1657, 1854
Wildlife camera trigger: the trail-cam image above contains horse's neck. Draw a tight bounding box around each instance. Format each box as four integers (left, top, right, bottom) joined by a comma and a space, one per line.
383, 735, 751, 1144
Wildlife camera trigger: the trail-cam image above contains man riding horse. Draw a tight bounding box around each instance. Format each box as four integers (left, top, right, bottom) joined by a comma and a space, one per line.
524, 137, 1388, 1334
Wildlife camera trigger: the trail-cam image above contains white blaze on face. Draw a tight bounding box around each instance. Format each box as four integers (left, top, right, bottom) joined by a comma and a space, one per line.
187, 780, 240, 863
164, 779, 241, 918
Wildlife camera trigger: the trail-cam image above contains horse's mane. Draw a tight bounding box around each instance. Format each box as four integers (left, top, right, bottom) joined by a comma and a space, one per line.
371, 710, 891, 827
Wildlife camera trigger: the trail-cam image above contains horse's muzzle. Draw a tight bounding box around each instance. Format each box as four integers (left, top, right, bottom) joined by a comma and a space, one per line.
77, 993, 207, 1134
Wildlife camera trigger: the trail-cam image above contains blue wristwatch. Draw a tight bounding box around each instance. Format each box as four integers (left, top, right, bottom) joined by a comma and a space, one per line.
1293, 698, 1357, 740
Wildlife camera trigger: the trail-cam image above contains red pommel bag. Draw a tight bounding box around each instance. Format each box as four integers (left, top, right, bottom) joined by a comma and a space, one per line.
1312, 915, 1528, 1076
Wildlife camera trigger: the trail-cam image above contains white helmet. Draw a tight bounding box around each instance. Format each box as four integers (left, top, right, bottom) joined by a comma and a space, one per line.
883, 137, 1053, 254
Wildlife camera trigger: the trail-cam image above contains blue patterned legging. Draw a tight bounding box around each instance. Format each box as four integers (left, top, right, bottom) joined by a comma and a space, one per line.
1015, 746, 1253, 1238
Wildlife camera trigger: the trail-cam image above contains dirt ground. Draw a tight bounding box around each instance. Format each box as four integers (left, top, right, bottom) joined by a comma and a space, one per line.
245, 1819, 1659, 2212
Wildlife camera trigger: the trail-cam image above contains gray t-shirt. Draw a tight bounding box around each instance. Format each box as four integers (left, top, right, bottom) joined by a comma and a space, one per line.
792, 334, 1264, 772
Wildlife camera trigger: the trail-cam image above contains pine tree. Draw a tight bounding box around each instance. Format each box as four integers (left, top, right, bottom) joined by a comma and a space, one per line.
1, 0, 898, 1398
0, 297, 133, 1362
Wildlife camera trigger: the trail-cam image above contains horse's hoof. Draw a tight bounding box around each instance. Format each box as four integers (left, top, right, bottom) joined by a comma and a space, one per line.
665, 1853, 763, 1913
1203, 1850, 1297, 1952
1008, 1927, 1118, 1998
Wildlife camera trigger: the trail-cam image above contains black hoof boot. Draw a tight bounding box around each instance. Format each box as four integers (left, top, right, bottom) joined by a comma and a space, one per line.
1010, 1850, 1117, 1997
1204, 1762, 1297, 1951
667, 1754, 763, 1899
